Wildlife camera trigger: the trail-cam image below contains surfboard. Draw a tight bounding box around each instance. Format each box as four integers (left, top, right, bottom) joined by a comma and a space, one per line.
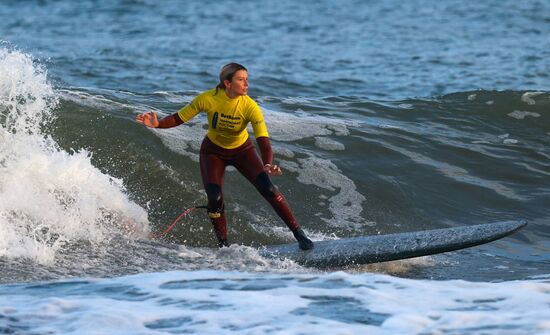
260, 220, 527, 268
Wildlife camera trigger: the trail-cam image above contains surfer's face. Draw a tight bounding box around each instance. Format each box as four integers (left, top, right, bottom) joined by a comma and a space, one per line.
224, 70, 248, 98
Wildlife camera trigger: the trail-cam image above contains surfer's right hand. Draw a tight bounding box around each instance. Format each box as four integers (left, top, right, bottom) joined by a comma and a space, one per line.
136, 112, 159, 128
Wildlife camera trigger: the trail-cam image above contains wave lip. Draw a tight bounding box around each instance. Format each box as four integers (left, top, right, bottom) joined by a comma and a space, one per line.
0, 48, 149, 264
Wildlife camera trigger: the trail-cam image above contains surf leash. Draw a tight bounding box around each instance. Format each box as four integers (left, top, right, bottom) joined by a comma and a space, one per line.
150, 205, 207, 239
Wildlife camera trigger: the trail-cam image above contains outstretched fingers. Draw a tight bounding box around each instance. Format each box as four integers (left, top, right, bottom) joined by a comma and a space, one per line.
136, 112, 158, 128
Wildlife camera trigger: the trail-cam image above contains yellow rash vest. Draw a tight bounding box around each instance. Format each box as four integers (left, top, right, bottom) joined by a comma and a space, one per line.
177, 88, 269, 149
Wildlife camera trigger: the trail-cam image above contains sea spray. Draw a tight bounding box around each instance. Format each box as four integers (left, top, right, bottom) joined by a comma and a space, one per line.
0, 48, 149, 264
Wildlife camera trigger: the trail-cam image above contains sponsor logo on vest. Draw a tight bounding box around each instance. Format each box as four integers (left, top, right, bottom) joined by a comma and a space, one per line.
221, 113, 241, 120
212, 112, 218, 129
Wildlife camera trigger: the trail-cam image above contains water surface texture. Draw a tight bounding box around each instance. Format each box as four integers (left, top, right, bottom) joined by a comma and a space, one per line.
0, 1, 549, 334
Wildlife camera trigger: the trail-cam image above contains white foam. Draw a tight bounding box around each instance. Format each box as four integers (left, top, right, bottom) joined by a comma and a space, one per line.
507, 110, 541, 120
0, 48, 55, 134
153, 91, 199, 104
499, 133, 519, 145
59, 89, 137, 113
314, 136, 345, 151
181, 244, 304, 273
378, 124, 403, 130
273, 146, 295, 158
234, 210, 332, 246
503, 138, 519, 145
350, 256, 436, 275
1, 270, 548, 334
0, 48, 149, 264
281, 155, 367, 230
263, 108, 357, 142
521, 91, 545, 105
280, 97, 314, 105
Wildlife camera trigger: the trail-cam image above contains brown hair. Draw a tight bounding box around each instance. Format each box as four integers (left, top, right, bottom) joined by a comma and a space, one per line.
215, 63, 248, 95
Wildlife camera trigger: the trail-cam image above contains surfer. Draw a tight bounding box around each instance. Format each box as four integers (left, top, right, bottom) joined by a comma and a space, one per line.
136, 63, 314, 250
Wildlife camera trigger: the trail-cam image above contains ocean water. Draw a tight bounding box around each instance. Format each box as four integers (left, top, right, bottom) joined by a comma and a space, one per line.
1, 0, 549, 334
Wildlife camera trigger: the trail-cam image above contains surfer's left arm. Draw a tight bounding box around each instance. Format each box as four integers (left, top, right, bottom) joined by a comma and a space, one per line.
257, 136, 282, 175
249, 100, 282, 176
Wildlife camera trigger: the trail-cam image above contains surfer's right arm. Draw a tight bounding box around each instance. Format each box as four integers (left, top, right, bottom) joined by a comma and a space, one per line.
136, 112, 183, 128
137, 92, 205, 128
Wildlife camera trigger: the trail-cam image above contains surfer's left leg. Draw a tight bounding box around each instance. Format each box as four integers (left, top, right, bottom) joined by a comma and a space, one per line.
233, 149, 314, 250
253, 172, 313, 250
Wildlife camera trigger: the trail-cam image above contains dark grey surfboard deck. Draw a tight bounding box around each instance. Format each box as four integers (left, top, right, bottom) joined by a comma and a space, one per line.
260, 220, 527, 268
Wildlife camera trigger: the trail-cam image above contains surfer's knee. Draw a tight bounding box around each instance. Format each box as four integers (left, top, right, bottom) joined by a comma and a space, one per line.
205, 183, 223, 217
254, 172, 278, 198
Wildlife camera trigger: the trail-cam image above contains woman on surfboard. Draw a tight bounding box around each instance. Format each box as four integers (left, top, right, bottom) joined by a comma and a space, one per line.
136, 63, 314, 250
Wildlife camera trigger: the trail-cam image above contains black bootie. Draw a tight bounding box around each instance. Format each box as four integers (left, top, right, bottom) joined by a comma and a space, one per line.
292, 228, 314, 250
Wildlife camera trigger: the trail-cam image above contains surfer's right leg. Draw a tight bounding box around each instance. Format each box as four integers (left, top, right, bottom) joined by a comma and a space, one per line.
200, 149, 229, 248
205, 183, 228, 248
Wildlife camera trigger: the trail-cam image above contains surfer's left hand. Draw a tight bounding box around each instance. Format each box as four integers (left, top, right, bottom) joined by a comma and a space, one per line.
264, 164, 282, 176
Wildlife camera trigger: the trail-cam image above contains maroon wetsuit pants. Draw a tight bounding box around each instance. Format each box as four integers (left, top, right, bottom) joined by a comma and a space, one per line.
199, 137, 300, 244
